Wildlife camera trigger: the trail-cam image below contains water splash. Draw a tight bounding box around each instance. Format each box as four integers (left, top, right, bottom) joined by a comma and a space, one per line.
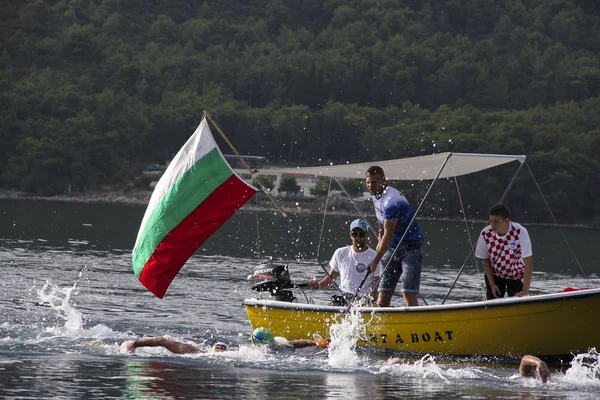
38, 280, 84, 335
382, 354, 449, 382
36, 280, 117, 339
413, 355, 449, 380
561, 348, 600, 387
327, 306, 367, 369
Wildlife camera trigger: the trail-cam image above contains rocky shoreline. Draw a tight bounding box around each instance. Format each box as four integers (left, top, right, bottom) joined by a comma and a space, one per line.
0, 189, 370, 214
1, 189, 596, 228
0, 189, 152, 206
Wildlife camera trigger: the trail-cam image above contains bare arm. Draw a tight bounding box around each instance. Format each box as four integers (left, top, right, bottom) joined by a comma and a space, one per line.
483, 258, 500, 298
287, 338, 329, 349
308, 269, 339, 289
124, 337, 199, 354
519, 355, 550, 383
515, 256, 533, 296
368, 218, 398, 273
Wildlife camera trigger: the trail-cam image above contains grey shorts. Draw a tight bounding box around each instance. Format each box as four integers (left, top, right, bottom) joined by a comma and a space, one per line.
378, 241, 424, 293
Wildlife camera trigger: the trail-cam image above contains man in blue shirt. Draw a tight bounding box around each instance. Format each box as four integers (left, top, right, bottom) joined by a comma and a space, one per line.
365, 166, 424, 307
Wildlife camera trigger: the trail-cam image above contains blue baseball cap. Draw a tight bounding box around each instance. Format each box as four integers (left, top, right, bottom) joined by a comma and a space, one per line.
350, 219, 367, 232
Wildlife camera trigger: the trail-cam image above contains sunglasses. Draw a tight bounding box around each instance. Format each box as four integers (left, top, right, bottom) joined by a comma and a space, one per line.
350, 231, 366, 238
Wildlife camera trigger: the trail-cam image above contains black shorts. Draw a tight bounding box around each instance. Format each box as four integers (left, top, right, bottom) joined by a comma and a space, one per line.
484, 274, 523, 300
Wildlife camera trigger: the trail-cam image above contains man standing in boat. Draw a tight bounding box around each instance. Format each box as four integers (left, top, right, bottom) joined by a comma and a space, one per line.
475, 203, 533, 299
307, 218, 381, 305
364, 166, 424, 307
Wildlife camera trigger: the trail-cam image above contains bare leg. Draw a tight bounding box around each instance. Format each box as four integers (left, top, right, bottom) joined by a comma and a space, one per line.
377, 291, 393, 307
403, 292, 419, 307
124, 337, 199, 354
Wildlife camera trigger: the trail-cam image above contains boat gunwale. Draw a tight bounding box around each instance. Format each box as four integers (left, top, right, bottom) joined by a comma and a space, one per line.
243, 287, 600, 313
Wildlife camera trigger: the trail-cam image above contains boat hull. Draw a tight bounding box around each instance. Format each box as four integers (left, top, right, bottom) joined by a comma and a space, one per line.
244, 288, 600, 357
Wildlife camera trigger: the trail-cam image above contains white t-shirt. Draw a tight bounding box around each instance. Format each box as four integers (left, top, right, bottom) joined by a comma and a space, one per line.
329, 246, 381, 296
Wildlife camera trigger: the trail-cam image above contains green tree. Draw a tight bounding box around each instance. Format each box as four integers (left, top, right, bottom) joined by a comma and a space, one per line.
151, 14, 178, 44
1, 0, 600, 223
338, 178, 364, 197
279, 176, 300, 196
271, 104, 311, 163
253, 174, 275, 191
309, 178, 329, 196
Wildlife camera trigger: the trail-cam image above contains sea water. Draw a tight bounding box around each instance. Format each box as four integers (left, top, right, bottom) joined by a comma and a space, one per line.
1, 199, 600, 399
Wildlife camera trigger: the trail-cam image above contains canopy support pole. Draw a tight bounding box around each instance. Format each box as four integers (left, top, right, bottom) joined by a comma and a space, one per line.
205, 111, 345, 297
525, 162, 588, 280
332, 177, 381, 303
441, 157, 527, 304
378, 153, 453, 302
334, 177, 377, 235
316, 177, 333, 262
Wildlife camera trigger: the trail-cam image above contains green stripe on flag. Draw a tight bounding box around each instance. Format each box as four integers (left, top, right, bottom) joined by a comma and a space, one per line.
132, 148, 233, 276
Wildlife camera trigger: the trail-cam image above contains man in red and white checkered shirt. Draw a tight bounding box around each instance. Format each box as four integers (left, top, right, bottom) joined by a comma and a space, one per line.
475, 203, 533, 300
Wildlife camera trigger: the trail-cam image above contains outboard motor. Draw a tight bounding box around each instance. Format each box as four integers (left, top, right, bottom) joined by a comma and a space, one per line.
249, 263, 296, 302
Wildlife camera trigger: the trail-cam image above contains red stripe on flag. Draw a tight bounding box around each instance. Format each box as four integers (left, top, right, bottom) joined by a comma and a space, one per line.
139, 175, 256, 298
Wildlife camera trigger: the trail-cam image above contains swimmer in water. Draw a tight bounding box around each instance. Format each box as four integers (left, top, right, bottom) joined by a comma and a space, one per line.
122, 327, 329, 354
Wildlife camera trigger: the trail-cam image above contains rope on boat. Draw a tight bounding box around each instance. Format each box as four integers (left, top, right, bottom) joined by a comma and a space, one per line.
204, 111, 345, 297
442, 157, 526, 304
328, 177, 376, 302
329, 177, 381, 301
323, 177, 383, 304
525, 162, 587, 280
254, 195, 262, 262
377, 153, 453, 292
333, 177, 377, 236
315, 176, 333, 262
332, 158, 453, 306
442, 158, 591, 302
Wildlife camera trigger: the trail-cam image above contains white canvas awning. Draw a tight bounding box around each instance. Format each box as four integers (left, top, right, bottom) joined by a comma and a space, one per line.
255, 153, 526, 181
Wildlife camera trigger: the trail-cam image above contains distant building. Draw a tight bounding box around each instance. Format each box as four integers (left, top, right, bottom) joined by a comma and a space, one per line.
233, 168, 312, 197
223, 154, 266, 169
227, 155, 370, 200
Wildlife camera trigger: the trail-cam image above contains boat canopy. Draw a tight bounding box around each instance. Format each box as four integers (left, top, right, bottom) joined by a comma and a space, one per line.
257, 152, 526, 181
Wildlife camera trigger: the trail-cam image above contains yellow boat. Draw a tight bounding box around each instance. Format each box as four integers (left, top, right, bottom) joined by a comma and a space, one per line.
239, 151, 600, 358
244, 288, 600, 357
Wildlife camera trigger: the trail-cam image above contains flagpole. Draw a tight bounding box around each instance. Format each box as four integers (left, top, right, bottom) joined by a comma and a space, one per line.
204, 111, 346, 300
204, 111, 255, 173
204, 111, 289, 218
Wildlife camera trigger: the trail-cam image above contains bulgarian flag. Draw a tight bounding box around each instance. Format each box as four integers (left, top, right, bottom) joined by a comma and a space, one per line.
132, 117, 258, 298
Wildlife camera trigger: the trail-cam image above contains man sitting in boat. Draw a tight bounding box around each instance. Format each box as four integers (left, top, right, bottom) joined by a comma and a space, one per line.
307, 219, 381, 306
122, 327, 329, 354
475, 203, 534, 299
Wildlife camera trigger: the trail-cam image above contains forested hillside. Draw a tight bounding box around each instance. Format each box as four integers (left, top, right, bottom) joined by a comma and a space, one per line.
1, 0, 599, 224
